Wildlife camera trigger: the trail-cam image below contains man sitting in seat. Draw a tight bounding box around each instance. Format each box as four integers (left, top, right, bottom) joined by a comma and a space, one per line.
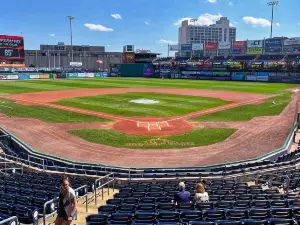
174, 182, 191, 204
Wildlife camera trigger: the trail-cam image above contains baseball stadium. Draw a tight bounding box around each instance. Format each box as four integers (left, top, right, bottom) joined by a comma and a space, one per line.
1, 1, 300, 225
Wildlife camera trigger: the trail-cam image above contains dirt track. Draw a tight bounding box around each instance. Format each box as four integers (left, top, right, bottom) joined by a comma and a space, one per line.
0, 88, 298, 167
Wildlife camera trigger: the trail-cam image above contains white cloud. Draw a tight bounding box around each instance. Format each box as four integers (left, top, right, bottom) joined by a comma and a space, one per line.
174, 13, 222, 26
228, 1, 233, 6
242, 16, 271, 27
111, 14, 122, 20
275, 23, 280, 27
158, 39, 178, 45
207, 0, 217, 3
230, 23, 233, 26
107, 45, 111, 47
84, 23, 113, 32
298, 22, 300, 26
49, 34, 56, 37
145, 21, 149, 25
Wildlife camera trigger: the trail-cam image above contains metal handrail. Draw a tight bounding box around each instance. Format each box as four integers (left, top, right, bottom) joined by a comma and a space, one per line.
0, 216, 18, 225
43, 197, 58, 225
74, 185, 88, 213
95, 177, 115, 205
94, 173, 114, 205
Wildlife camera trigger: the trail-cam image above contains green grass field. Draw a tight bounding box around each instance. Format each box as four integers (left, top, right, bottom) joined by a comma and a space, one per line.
70, 128, 237, 149
53, 92, 230, 117
191, 92, 292, 122
0, 99, 110, 123
0, 78, 298, 95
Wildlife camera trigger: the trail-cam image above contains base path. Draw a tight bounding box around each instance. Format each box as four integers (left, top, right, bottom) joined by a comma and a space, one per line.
0, 88, 298, 167
6, 88, 272, 136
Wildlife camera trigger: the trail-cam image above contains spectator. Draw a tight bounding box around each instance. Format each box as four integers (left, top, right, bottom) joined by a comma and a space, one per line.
194, 183, 209, 204
55, 176, 77, 225
174, 182, 191, 204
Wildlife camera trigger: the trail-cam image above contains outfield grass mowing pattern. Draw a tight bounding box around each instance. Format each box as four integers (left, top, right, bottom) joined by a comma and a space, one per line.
0, 99, 111, 123
191, 92, 292, 122
70, 128, 237, 149
54, 92, 230, 117
0, 78, 298, 95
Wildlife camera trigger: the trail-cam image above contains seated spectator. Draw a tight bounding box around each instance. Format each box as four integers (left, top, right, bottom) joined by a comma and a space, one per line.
194, 183, 209, 204
174, 182, 191, 204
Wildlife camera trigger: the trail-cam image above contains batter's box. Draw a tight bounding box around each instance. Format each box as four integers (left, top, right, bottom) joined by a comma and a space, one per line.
137, 121, 170, 131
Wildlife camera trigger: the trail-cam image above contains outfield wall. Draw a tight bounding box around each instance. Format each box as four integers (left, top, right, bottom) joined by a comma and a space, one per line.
0, 73, 56, 80
165, 70, 300, 83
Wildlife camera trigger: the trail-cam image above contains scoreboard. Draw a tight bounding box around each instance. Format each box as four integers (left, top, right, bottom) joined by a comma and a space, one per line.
0, 35, 24, 61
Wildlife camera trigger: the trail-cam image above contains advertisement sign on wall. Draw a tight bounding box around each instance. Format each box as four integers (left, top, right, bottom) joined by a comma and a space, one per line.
232, 41, 247, 49
218, 42, 231, 49
29, 74, 40, 79
247, 48, 263, 55
39, 74, 50, 79
18, 74, 30, 80
143, 68, 154, 77
283, 46, 300, 54
192, 43, 204, 51
247, 40, 263, 48
284, 37, 300, 46
205, 42, 217, 50
232, 49, 245, 54
265, 46, 282, 53
123, 52, 135, 63
181, 44, 192, 51
169, 45, 179, 51
265, 38, 282, 47
7, 75, 18, 80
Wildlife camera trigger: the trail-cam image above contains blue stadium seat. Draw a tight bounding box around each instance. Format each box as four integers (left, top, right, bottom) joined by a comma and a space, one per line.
180, 210, 202, 222
157, 211, 180, 223
225, 209, 248, 220
98, 204, 117, 215
110, 212, 132, 224
134, 212, 156, 224
136, 204, 156, 212
202, 210, 225, 221
86, 214, 108, 225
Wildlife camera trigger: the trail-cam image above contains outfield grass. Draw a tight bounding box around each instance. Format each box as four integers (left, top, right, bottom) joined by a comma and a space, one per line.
0, 99, 111, 123
0, 78, 298, 95
53, 92, 230, 117
70, 128, 237, 149
191, 92, 292, 122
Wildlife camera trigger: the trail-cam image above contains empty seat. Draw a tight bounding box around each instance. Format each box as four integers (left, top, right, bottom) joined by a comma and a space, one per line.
203, 210, 225, 221
268, 218, 294, 225
180, 210, 202, 222
134, 212, 156, 224
157, 203, 176, 211
157, 197, 172, 203
234, 201, 251, 209
240, 219, 268, 225
118, 204, 136, 213
251, 200, 269, 209
177, 202, 194, 211
215, 201, 234, 210
249, 209, 269, 220
98, 205, 117, 215
140, 197, 155, 204
225, 209, 248, 220
123, 198, 139, 204
86, 214, 108, 225
216, 220, 241, 225
136, 204, 156, 212
270, 201, 288, 208
106, 198, 123, 206
110, 212, 132, 224
269, 208, 292, 219
196, 202, 213, 210
157, 211, 180, 222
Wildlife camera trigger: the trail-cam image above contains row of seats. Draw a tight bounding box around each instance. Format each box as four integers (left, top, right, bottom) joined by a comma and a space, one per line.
87, 209, 300, 225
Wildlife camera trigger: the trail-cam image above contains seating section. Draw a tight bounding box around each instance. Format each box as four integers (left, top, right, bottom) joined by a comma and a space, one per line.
86, 179, 300, 225
0, 171, 94, 224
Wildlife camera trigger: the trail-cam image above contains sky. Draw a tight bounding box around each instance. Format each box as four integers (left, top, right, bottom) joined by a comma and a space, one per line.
0, 0, 299, 56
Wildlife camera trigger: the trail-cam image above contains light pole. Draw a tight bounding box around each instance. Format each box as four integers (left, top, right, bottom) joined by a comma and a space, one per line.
267, 1, 278, 38
67, 16, 75, 62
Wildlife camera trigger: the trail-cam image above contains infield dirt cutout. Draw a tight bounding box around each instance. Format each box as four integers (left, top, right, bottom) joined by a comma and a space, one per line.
6, 88, 271, 136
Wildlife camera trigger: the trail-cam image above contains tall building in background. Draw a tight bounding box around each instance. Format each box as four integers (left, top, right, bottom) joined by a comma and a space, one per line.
178, 17, 236, 46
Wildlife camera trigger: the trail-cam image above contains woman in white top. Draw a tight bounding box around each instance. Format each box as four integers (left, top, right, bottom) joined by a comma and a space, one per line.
193, 183, 209, 204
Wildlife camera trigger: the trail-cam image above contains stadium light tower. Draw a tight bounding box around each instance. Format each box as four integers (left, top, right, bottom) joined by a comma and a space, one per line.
267, 1, 279, 38
67, 16, 75, 62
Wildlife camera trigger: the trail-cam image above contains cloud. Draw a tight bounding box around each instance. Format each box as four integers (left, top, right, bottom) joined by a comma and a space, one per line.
145, 21, 149, 25
230, 23, 233, 26
107, 45, 111, 47
84, 23, 113, 32
298, 22, 300, 26
242, 16, 271, 27
275, 23, 280, 27
158, 39, 178, 45
49, 34, 56, 37
174, 13, 222, 26
206, 0, 217, 3
228, 1, 233, 6
111, 14, 122, 20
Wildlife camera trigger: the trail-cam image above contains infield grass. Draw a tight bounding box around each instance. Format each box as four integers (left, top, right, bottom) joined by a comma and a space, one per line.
191, 92, 292, 122
0, 99, 111, 123
53, 92, 230, 117
0, 78, 298, 95
70, 128, 237, 149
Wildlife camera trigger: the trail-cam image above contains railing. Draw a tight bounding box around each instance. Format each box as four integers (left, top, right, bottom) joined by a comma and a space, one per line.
94, 173, 115, 205
0, 161, 23, 175
74, 185, 89, 213
43, 197, 58, 225
0, 216, 18, 225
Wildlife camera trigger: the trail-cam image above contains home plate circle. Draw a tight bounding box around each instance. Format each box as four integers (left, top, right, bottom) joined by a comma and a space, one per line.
129, 99, 160, 104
